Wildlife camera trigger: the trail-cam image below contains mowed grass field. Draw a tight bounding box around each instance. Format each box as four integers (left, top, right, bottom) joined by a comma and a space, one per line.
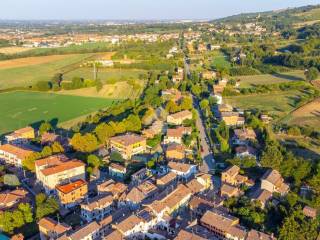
0, 53, 94, 90
224, 90, 302, 118
63, 68, 147, 84
0, 91, 118, 134
237, 70, 305, 88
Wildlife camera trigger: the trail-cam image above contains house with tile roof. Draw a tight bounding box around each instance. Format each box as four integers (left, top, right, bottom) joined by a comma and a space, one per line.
81, 194, 114, 222
0, 144, 35, 168
168, 162, 197, 180
35, 155, 85, 194
261, 169, 289, 195
167, 110, 193, 125
109, 133, 146, 160
56, 179, 88, 208
0, 189, 28, 211
38, 217, 71, 240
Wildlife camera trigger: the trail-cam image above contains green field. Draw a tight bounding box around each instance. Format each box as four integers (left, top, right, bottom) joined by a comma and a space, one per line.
64, 68, 147, 84
211, 52, 231, 70
224, 90, 303, 118
0, 54, 93, 90
237, 70, 305, 88
0, 91, 118, 134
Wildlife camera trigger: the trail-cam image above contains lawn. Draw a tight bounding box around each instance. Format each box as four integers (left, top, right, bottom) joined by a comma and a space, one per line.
63, 67, 147, 84
211, 51, 231, 70
237, 70, 305, 88
224, 90, 302, 118
0, 53, 94, 90
0, 91, 118, 134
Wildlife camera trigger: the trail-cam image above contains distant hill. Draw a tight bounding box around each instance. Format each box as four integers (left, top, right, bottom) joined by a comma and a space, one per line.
213, 4, 320, 27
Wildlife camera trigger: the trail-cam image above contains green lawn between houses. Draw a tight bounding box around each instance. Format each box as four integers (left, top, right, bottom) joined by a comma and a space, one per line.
0, 91, 118, 135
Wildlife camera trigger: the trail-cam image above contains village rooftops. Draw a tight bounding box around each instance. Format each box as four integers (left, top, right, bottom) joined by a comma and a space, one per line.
303, 206, 317, 219
56, 179, 87, 195
97, 179, 127, 196
38, 217, 71, 235
166, 143, 186, 153
200, 210, 246, 239
174, 229, 206, 240
247, 229, 276, 240
109, 133, 145, 146
186, 179, 206, 194
109, 163, 126, 172
261, 169, 289, 194
6, 126, 34, 139
68, 221, 100, 240
104, 230, 123, 240
0, 189, 28, 209
234, 128, 257, 140
35, 154, 69, 167
137, 181, 158, 196
168, 161, 194, 173
167, 126, 192, 138
252, 189, 273, 207
169, 110, 192, 119
156, 172, 177, 186
113, 214, 145, 234
0, 144, 35, 160
223, 165, 240, 178
81, 194, 113, 211
40, 160, 85, 176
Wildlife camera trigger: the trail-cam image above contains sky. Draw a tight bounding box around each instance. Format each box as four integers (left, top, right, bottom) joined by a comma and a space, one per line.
0, 0, 319, 20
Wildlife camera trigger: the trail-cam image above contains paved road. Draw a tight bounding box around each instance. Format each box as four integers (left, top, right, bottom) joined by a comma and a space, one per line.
193, 98, 215, 173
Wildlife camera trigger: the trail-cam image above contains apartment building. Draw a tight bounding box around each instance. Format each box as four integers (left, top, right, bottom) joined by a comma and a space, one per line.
109, 133, 146, 160
38, 217, 71, 240
167, 110, 193, 125
0, 144, 35, 168
56, 179, 88, 208
81, 194, 114, 222
35, 155, 85, 193
5, 126, 35, 144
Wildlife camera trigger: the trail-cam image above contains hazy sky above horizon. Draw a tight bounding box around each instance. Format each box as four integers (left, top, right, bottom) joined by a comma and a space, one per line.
0, 0, 319, 20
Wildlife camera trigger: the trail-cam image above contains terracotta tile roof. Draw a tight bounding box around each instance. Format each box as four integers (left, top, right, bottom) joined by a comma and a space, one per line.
69, 221, 99, 240
56, 179, 87, 194
0, 144, 34, 160
38, 217, 71, 235
166, 143, 186, 153
110, 133, 145, 146
109, 163, 126, 172
161, 184, 191, 210
168, 162, 194, 173
104, 230, 123, 240
35, 154, 69, 167
137, 181, 158, 196
252, 189, 273, 206
168, 110, 192, 120
167, 126, 192, 138
174, 229, 206, 240
186, 179, 205, 194
125, 187, 146, 203
303, 206, 317, 218
11, 234, 24, 240
114, 215, 144, 234
40, 159, 84, 177
221, 183, 240, 196
234, 128, 256, 140
81, 194, 113, 211
8, 126, 34, 137
189, 196, 215, 211
235, 145, 256, 155
200, 210, 246, 239
156, 172, 177, 186
0, 189, 28, 207
247, 230, 276, 240
262, 169, 289, 194
223, 165, 240, 178
97, 180, 127, 196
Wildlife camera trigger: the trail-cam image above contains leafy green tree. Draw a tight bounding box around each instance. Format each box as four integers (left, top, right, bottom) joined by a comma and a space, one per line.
87, 154, 101, 169
39, 122, 53, 135
51, 141, 64, 153
70, 133, 99, 153
41, 146, 52, 158
95, 123, 115, 143
191, 85, 201, 97
165, 100, 180, 113
180, 97, 193, 110
305, 67, 319, 81
18, 203, 33, 223
36, 194, 59, 220
278, 216, 300, 240
260, 141, 283, 170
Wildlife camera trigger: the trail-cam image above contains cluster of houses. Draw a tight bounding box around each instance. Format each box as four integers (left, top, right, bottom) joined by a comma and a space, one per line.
0, 86, 318, 240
